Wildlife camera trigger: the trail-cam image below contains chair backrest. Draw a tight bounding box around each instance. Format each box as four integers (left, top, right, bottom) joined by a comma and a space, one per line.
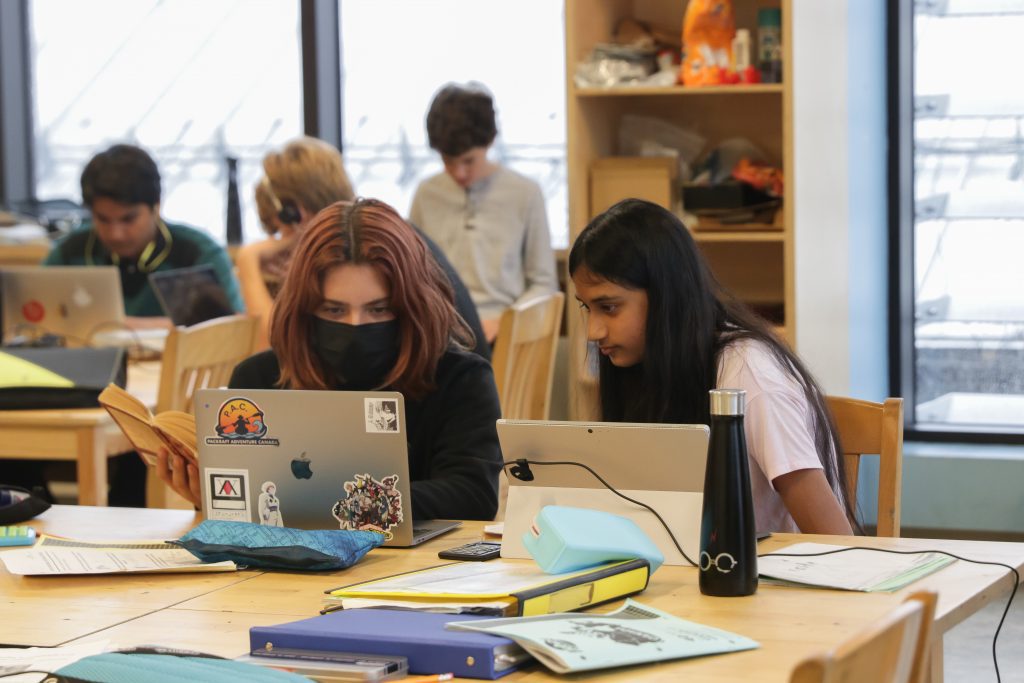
826, 396, 904, 537
790, 591, 937, 683
491, 292, 564, 420
147, 315, 258, 508
155, 315, 258, 414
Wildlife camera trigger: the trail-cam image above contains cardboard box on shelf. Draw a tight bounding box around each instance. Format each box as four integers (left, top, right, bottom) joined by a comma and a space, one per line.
589, 156, 678, 219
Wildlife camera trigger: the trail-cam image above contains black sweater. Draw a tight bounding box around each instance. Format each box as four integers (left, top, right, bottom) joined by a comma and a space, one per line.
417, 228, 490, 362
229, 348, 502, 521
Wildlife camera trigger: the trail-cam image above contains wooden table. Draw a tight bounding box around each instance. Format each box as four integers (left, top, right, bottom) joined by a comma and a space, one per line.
0, 243, 50, 266
0, 361, 160, 506
3, 506, 1022, 681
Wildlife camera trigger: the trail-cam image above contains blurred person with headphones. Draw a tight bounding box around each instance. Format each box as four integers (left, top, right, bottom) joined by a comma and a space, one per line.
236, 136, 489, 357
43, 144, 244, 329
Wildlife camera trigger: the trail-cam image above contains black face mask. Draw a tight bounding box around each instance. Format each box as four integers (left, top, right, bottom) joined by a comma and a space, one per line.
311, 318, 400, 390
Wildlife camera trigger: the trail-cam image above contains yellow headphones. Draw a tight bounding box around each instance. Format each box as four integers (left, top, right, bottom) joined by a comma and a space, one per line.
85, 217, 174, 273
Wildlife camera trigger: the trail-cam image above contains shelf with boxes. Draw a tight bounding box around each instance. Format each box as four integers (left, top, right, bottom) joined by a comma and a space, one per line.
565, 0, 791, 417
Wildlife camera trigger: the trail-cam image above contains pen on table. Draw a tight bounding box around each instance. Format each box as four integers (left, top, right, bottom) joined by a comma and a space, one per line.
319, 603, 345, 615
403, 674, 454, 682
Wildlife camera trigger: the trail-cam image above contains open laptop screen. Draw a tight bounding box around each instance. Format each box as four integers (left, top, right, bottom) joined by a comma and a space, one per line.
149, 264, 234, 327
498, 419, 710, 566
0, 266, 124, 346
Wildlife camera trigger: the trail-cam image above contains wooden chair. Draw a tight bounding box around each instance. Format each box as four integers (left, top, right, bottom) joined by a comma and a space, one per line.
826, 396, 904, 537
491, 292, 565, 420
490, 292, 564, 520
146, 315, 259, 508
790, 591, 937, 683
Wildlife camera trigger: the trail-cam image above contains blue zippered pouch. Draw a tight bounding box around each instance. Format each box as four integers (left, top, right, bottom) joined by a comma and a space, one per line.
175, 520, 385, 571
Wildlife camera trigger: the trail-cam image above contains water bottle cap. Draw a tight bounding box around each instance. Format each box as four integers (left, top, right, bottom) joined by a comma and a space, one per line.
758, 8, 782, 27
710, 389, 746, 416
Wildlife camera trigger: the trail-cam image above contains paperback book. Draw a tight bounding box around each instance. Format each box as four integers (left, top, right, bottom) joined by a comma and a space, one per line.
98, 383, 196, 466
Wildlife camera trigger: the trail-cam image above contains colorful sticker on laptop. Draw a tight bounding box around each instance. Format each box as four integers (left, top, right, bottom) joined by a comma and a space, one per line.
332, 473, 404, 534
205, 396, 280, 446
364, 398, 400, 434
205, 468, 252, 522
257, 481, 285, 527
22, 300, 45, 323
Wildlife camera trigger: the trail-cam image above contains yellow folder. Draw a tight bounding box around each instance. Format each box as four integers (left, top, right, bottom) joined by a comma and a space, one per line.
326, 558, 651, 617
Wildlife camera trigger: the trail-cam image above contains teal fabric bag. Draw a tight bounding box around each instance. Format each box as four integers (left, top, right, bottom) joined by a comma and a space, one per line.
175, 520, 385, 571
54, 649, 308, 682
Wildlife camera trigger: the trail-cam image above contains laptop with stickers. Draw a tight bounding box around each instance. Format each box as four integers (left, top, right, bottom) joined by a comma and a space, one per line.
193, 388, 461, 547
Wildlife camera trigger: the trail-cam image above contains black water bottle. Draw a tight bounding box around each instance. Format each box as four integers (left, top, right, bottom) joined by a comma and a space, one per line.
699, 388, 758, 596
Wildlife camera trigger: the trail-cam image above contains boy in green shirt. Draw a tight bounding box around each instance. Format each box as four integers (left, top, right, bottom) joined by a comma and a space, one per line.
44, 144, 243, 325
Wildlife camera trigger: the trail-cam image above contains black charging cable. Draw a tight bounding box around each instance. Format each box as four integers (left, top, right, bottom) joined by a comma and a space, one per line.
506, 457, 1019, 682
504, 458, 699, 567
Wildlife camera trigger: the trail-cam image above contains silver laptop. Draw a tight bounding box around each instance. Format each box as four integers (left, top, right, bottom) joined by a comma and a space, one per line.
498, 419, 709, 566
0, 266, 124, 346
194, 388, 460, 547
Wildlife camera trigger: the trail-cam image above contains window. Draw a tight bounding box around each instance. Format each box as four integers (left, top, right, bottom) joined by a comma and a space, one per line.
339, 0, 568, 248
894, 0, 1024, 437
30, 0, 302, 243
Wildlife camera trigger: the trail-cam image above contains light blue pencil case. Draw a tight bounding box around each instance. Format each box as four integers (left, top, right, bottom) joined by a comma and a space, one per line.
522, 505, 664, 574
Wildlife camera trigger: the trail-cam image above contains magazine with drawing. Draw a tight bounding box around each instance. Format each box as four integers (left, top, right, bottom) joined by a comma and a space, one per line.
445, 599, 758, 674
98, 383, 197, 466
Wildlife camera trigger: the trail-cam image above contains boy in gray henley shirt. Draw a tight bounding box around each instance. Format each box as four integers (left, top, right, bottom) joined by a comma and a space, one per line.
409, 83, 557, 343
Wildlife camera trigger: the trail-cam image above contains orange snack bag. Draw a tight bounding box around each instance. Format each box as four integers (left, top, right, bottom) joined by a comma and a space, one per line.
679, 0, 736, 86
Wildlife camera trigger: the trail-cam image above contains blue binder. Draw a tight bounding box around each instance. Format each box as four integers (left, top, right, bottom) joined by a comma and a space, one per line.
249, 609, 530, 679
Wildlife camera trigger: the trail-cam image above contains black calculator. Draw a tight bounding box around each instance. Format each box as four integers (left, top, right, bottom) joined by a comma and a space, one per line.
437, 541, 502, 561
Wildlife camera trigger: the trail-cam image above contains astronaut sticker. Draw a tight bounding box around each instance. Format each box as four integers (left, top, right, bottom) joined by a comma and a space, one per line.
258, 481, 284, 527
332, 473, 404, 534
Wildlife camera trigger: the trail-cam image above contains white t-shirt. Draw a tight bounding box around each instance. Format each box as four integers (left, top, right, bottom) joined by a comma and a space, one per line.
716, 338, 831, 533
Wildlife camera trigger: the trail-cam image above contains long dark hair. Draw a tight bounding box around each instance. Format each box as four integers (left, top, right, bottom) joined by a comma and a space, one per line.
569, 199, 857, 526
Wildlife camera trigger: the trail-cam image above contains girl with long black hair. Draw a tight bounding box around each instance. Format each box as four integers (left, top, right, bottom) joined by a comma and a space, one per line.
569, 199, 856, 534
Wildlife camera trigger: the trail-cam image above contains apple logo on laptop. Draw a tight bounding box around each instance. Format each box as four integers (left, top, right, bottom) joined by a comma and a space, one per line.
291, 452, 313, 480
71, 285, 93, 309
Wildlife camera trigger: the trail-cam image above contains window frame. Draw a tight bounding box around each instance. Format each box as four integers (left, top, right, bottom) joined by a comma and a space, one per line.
888, 0, 1024, 445
0, 0, 35, 206
0, 0, 340, 209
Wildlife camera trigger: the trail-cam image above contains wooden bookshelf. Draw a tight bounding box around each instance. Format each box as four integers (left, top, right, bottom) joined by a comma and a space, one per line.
565, 0, 792, 418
